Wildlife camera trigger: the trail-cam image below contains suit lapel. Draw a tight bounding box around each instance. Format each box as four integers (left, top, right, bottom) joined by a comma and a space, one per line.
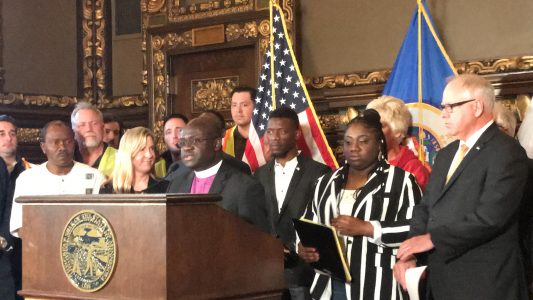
264, 161, 280, 221
436, 124, 498, 202
209, 160, 229, 194
181, 171, 195, 192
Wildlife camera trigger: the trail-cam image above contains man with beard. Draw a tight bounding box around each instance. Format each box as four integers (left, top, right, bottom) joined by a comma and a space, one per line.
10, 121, 104, 237
167, 117, 270, 232
71, 102, 116, 179
254, 107, 330, 300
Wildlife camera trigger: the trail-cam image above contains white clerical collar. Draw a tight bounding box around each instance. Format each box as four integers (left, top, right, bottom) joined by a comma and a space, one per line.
462, 120, 494, 149
194, 160, 222, 179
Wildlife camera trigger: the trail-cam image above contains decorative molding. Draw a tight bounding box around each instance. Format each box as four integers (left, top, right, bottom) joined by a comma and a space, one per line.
306, 56, 533, 90
0, 93, 77, 107
143, 0, 166, 14
82, 0, 94, 100
225, 21, 258, 41
306, 71, 390, 89
94, 0, 107, 104
191, 76, 238, 112
90, 0, 147, 109
148, 18, 264, 152
0, 0, 148, 109
318, 114, 342, 131
456, 56, 533, 75
17, 128, 41, 144
152, 31, 193, 50
168, 0, 253, 23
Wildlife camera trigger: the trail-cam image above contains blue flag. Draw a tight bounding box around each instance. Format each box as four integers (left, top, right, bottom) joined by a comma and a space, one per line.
383, 0, 457, 165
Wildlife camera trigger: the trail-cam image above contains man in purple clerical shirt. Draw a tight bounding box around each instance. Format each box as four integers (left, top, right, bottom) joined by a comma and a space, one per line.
167, 117, 270, 233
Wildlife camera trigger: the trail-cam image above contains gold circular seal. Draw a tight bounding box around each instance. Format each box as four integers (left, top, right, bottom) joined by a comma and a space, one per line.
60, 210, 117, 292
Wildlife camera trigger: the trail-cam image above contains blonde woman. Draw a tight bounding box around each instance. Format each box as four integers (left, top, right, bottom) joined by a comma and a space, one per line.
367, 96, 430, 190
103, 127, 168, 193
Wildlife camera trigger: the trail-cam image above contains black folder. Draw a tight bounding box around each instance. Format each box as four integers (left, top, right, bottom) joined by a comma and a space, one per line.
293, 218, 352, 282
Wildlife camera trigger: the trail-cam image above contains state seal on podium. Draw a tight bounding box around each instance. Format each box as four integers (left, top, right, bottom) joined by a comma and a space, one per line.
60, 210, 117, 292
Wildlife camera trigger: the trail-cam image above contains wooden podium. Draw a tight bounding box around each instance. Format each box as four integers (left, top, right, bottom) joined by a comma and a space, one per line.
17, 194, 285, 299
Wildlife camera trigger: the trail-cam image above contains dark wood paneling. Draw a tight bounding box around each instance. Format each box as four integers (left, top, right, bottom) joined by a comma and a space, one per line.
169, 45, 257, 120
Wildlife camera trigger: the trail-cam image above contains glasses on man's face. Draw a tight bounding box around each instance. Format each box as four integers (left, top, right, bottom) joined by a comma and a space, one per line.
439, 98, 476, 113
177, 137, 213, 148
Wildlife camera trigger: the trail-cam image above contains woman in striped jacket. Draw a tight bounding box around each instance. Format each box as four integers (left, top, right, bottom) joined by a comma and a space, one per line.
299, 109, 422, 300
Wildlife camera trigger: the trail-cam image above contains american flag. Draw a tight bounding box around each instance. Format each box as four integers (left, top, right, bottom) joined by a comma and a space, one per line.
243, 3, 338, 171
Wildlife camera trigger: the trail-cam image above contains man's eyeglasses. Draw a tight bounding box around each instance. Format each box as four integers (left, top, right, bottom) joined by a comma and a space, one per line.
177, 137, 214, 148
440, 99, 476, 113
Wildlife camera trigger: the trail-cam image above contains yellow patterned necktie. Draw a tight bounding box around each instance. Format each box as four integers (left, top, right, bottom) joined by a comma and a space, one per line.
446, 144, 470, 184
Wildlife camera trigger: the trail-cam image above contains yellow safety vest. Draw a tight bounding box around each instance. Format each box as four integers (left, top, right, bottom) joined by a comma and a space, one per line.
222, 126, 237, 157
97, 146, 116, 179
154, 159, 167, 178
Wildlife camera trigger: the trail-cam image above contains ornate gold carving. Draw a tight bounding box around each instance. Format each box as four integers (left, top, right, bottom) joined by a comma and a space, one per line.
94, 0, 107, 106
455, 56, 533, 75
306, 56, 533, 90
225, 22, 258, 42
318, 114, 342, 131
281, 0, 294, 23
192, 77, 238, 112
0, 94, 77, 107
168, 0, 253, 23
153, 32, 193, 50
515, 95, 531, 121
142, 0, 167, 14
82, 0, 94, 100
17, 128, 41, 144
99, 96, 147, 108
334, 145, 344, 158
81, 0, 147, 109
150, 42, 169, 153
307, 71, 390, 89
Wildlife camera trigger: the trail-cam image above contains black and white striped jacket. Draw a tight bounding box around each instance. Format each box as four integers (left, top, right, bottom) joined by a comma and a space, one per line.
303, 161, 422, 300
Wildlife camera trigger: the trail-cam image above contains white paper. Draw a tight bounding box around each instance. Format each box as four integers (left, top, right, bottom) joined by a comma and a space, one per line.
405, 265, 427, 300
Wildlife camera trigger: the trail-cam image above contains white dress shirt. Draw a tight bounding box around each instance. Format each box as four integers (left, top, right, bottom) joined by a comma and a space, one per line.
274, 155, 299, 212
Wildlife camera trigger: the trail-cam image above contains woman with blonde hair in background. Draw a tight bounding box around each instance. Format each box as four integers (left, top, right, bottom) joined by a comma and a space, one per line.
367, 96, 430, 190
102, 127, 168, 193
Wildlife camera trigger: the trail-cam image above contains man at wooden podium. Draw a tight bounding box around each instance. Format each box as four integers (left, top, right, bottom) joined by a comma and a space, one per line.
167, 117, 270, 233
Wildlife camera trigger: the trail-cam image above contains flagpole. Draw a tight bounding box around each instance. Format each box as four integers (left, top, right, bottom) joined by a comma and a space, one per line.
269, 1, 277, 110
273, 3, 339, 168
417, 0, 425, 162
419, 4, 458, 76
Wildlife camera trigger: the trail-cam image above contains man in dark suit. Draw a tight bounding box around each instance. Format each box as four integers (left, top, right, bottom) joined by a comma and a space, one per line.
166, 117, 270, 233
393, 74, 529, 300
254, 107, 330, 300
